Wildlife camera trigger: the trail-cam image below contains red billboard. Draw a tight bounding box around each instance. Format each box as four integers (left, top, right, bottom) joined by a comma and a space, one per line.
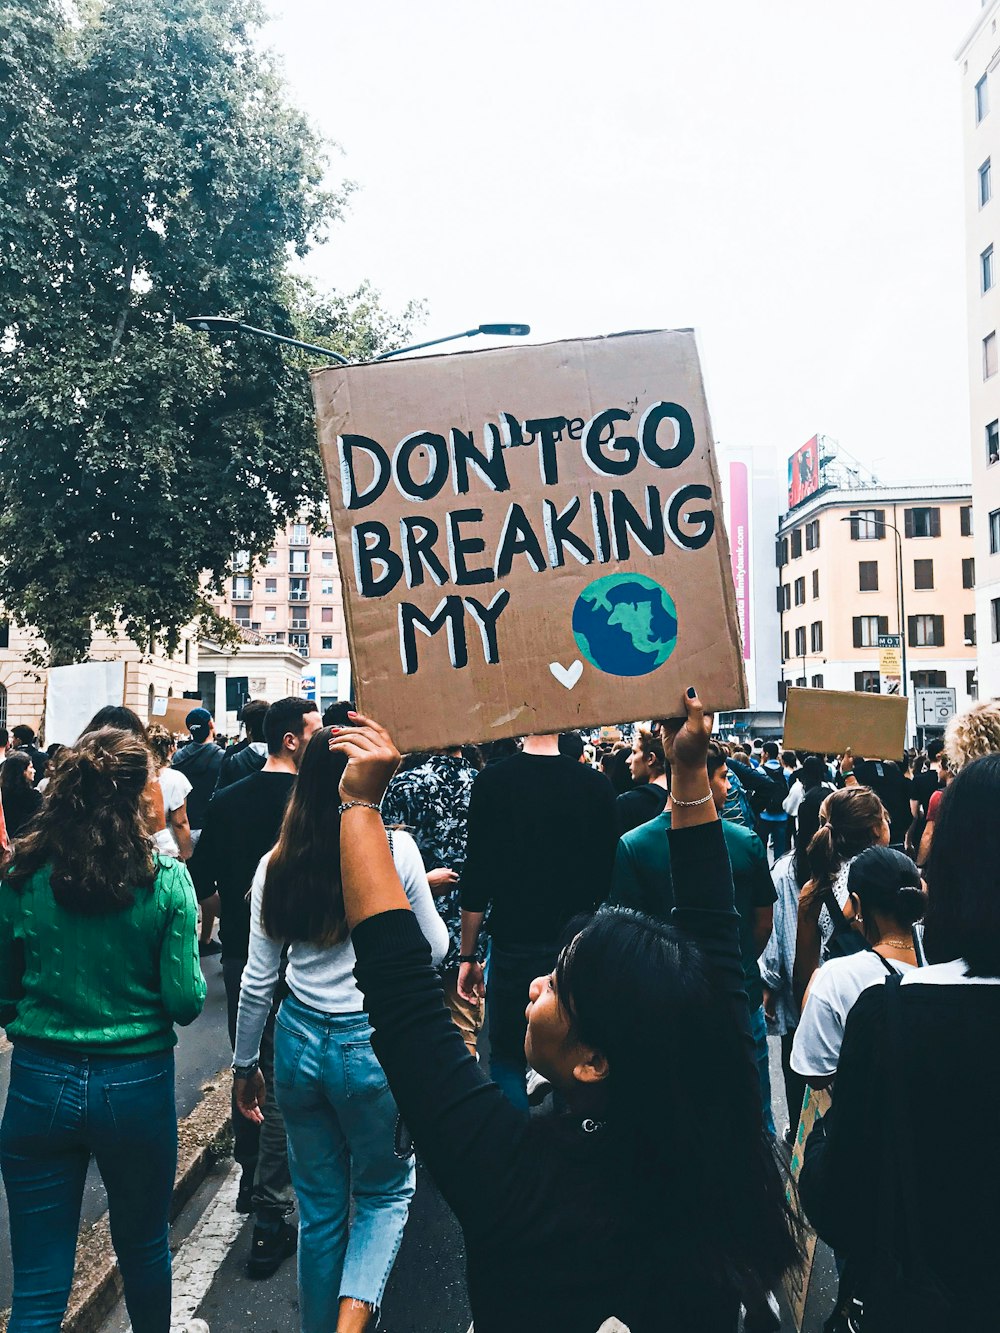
788, 436, 820, 509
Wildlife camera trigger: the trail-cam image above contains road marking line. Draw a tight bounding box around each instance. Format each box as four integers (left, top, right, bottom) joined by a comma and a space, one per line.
126, 1162, 244, 1329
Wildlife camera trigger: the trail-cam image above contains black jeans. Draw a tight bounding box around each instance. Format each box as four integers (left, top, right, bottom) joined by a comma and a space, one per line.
222, 956, 294, 1223
486, 942, 557, 1110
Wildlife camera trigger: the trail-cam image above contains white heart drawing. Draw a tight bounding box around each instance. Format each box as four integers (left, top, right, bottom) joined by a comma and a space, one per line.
549, 659, 583, 690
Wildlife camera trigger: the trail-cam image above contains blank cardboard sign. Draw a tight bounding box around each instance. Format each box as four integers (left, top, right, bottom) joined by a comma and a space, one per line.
312, 329, 747, 753
782, 688, 908, 761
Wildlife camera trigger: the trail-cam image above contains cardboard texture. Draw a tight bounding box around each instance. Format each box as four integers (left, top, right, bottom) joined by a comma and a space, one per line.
151, 697, 199, 734
312, 329, 747, 752
783, 1085, 832, 1332
782, 688, 908, 761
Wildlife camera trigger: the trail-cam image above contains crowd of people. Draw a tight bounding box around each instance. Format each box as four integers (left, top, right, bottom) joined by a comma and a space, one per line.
0, 688, 999, 1331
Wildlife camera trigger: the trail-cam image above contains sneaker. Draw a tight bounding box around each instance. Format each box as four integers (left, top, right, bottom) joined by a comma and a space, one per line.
235, 1169, 254, 1214
245, 1220, 297, 1279
171, 1322, 210, 1333
199, 939, 222, 958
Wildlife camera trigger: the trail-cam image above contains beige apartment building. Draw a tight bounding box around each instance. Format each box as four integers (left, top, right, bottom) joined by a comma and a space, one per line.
208, 515, 351, 717
958, 3, 1000, 699
776, 485, 977, 720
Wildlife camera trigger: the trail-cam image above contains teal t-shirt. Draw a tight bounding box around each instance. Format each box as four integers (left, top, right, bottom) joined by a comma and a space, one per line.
611, 812, 776, 1011
0, 856, 206, 1054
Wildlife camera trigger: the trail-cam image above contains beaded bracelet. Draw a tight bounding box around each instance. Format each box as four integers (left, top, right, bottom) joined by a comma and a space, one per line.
670, 791, 714, 808
338, 800, 383, 816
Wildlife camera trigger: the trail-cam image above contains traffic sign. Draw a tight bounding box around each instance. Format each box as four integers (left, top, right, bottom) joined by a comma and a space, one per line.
914, 687, 957, 728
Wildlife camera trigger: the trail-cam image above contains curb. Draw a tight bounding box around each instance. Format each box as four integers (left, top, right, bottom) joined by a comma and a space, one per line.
0, 1069, 234, 1333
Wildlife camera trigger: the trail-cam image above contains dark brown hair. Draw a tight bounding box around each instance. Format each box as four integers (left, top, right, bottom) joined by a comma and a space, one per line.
634, 726, 666, 776
4, 728, 156, 913
261, 726, 349, 945
806, 786, 886, 896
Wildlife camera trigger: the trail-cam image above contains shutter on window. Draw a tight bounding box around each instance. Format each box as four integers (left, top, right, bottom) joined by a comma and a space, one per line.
907, 616, 917, 648
904, 510, 914, 539
931, 509, 941, 538
853, 619, 862, 649
934, 615, 945, 647
875, 510, 886, 538
879, 617, 890, 637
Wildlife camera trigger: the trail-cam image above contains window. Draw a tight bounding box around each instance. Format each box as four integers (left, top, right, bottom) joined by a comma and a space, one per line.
289, 614, 309, 630
264, 606, 277, 622
265, 577, 278, 594
989, 422, 999, 466
855, 671, 880, 693
853, 615, 888, 648
962, 504, 975, 536
911, 670, 947, 690
794, 626, 806, 656
984, 245, 995, 293
265, 549, 278, 568
795, 677, 807, 689
904, 507, 941, 538
289, 577, 308, 601
908, 614, 944, 648
812, 569, 820, 599
234, 607, 251, 628
0, 619, 9, 650
991, 509, 1000, 554
811, 674, 824, 689
322, 551, 334, 566
777, 680, 790, 705
794, 577, 806, 606
977, 74, 989, 124
965, 612, 978, 646
290, 523, 309, 546
321, 635, 334, 650
776, 537, 789, 568
859, 560, 879, 592
981, 158, 993, 207
963, 557, 976, 589
913, 559, 934, 590
850, 509, 885, 541
233, 549, 250, 572
969, 669, 980, 702
985, 331, 997, 379
321, 607, 334, 624
289, 550, 309, 574
805, 520, 820, 551
790, 529, 803, 559
776, 586, 786, 614
810, 621, 823, 652
993, 598, 1000, 643
321, 579, 335, 596
783, 630, 790, 660
288, 632, 309, 656
232, 576, 252, 600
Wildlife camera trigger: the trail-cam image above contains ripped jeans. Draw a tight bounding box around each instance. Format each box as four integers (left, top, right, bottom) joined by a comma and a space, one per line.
273, 993, 415, 1332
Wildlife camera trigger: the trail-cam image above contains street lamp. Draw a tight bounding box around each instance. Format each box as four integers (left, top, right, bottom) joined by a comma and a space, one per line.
182, 316, 530, 363
839, 513, 908, 720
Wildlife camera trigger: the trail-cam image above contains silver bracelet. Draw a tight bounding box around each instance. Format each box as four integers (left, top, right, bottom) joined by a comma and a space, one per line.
338, 800, 383, 817
670, 791, 714, 808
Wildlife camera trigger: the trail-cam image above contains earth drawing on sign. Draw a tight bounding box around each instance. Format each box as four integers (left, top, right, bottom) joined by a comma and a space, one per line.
571, 573, 679, 678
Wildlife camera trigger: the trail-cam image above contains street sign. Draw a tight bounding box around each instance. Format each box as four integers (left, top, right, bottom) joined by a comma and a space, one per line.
914, 687, 957, 729
877, 634, 902, 696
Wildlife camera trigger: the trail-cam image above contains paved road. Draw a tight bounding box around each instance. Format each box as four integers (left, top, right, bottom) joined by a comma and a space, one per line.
0, 953, 233, 1311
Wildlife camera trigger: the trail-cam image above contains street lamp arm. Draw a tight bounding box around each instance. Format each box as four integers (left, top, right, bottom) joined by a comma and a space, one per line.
374, 323, 531, 361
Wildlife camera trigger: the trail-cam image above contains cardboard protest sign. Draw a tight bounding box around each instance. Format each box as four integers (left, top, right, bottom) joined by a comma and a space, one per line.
312, 330, 747, 752
782, 1084, 832, 1332
782, 687, 907, 761
150, 697, 198, 734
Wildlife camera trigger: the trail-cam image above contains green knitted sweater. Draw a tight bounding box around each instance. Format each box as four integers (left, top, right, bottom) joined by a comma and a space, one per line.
0, 856, 206, 1055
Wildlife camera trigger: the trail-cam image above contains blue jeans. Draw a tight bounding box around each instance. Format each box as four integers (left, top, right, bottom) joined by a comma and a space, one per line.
760, 817, 790, 860
0, 1044, 176, 1333
273, 994, 415, 1331
749, 1004, 776, 1137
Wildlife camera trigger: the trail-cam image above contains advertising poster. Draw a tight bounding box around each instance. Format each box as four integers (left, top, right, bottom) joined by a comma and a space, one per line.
787, 436, 820, 509
878, 633, 902, 695
312, 330, 748, 752
728, 460, 751, 663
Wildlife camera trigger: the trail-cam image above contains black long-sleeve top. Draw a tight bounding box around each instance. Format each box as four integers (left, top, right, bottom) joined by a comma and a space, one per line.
799, 970, 1000, 1327
353, 820, 750, 1332
459, 752, 617, 947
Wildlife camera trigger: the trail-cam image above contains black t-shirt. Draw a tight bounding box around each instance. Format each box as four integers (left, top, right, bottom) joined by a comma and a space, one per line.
853, 760, 911, 843
189, 770, 295, 959
615, 784, 669, 837
461, 752, 617, 948
911, 767, 942, 814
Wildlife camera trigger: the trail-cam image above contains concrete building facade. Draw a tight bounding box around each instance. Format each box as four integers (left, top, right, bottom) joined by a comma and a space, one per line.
958, 2, 1000, 699
776, 484, 977, 729
208, 515, 352, 717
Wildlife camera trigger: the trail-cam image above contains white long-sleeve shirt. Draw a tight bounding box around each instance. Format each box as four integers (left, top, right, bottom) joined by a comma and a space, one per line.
234, 828, 448, 1066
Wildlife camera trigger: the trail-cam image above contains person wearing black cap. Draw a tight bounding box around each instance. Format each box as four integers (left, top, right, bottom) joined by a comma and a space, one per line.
172, 707, 225, 955
790, 846, 925, 1088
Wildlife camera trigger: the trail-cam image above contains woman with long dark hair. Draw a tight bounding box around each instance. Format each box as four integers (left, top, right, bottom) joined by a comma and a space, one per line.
0, 728, 205, 1332
800, 754, 1000, 1329
324, 694, 800, 1332
234, 726, 447, 1333
0, 751, 42, 839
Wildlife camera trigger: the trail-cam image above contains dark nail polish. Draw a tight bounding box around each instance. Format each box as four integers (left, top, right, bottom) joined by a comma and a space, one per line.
686, 687, 697, 699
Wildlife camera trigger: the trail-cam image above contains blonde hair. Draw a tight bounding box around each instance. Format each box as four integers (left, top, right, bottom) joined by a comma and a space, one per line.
944, 700, 1000, 773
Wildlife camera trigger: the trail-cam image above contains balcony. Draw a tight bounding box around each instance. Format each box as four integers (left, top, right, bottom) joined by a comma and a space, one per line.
289, 531, 310, 547
288, 563, 310, 575
288, 590, 309, 603
289, 619, 309, 632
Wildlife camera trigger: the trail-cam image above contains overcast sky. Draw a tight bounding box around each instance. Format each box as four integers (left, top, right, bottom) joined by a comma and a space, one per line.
262, 0, 983, 484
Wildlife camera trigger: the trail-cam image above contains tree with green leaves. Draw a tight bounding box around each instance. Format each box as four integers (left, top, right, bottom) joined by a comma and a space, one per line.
0, 0, 418, 665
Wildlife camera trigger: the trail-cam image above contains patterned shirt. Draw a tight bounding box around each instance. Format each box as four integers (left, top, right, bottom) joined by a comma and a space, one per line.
382, 754, 478, 970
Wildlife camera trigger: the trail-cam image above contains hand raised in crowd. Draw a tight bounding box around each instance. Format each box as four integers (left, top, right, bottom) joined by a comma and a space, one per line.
235, 1067, 267, 1124
657, 687, 714, 771
329, 711, 402, 805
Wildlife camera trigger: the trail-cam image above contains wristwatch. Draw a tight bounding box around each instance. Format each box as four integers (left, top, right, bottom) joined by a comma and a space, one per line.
232, 1059, 259, 1079
457, 953, 482, 965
